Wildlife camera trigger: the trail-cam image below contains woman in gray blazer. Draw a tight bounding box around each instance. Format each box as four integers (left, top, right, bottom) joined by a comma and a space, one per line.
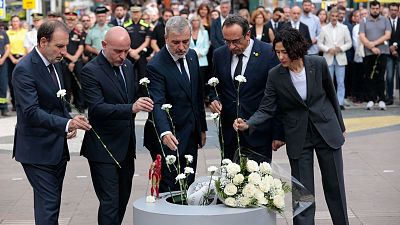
234, 28, 349, 225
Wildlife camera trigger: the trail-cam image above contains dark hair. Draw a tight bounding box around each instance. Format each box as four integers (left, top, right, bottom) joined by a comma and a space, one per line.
388, 3, 399, 8
302, 0, 312, 4
114, 3, 126, 10
273, 7, 284, 14
337, 5, 346, 12
37, 20, 69, 45
211, 9, 220, 17
370, 0, 380, 7
162, 9, 174, 16
10, 15, 20, 21
222, 14, 249, 36
179, 9, 189, 15
273, 27, 308, 61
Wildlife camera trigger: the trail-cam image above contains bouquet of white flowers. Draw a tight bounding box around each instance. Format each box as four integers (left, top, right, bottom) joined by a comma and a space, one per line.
216, 158, 290, 213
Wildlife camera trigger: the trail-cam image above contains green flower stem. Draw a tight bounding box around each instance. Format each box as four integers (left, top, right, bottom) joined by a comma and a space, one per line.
71, 71, 82, 89
166, 110, 181, 174
213, 86, 224, 161
202, 173, 214, 205
370, 56, 380, 80
236, 85, 242, 160
61, 97, 121, 168
144, 85, 171, 172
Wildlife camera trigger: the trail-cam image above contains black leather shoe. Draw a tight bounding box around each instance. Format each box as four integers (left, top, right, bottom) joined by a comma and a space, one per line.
1, 110, 10, 116
386, 99, 394, 105
340, 105, 345, 110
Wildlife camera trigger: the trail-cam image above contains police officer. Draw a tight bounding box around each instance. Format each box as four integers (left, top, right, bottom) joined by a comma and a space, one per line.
0, 27, 10, 116
85, 6, 111, 59
24, 13, 43, 53
62, 11, 85, 112
124, 5, 151, 95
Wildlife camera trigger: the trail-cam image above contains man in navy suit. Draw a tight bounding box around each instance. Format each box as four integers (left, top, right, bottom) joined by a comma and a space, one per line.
144, 16, 207, 193
80, 26, 153, 225
12, 20, 92, 225
210, 0, 231, 49
210, 15, 284, 163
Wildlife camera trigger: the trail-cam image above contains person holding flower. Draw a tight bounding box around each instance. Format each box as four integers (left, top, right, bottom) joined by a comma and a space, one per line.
12, 20, 92, 225
209, 15, 283, 163
144, 16, 207, 193
80, 26, 153, 225
234, 27, 348, 225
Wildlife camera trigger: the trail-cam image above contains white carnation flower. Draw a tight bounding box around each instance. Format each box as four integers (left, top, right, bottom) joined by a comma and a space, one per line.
226, 163, 241, 177
207, 77, 219, 86
273, 194, 285, 209
242, 183, 256, 197
224, 183, 238, 196
210, 113, 219, 120
207, 166, 218, 173
56, 89, 67, 98
238, 196, 251, 207
222, 159, 232, 165
224, 197, 236, 207
234, 75, 247, 83
184, 167, 194, 174
259, 162, 272, 175
259, 176, 273, 193
255, 189, 268, 205
165, 155, 176, 165
246, 160, 259, 173
184, 155, 193, 163
146, 195, 156, 203
139, 77, 150, 85
161, 104, 172, 111
232, 174, 244, 185
175, 173, 186, 181
273, 178, 283, 189
248, 172, 262, 185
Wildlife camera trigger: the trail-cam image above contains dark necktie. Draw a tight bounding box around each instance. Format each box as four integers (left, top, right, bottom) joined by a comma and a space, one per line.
178, 58, 190, 82
47, 64, 58, 87
113, 66, 127, 93
234, 54, 244, 78
392, 20, 396, 32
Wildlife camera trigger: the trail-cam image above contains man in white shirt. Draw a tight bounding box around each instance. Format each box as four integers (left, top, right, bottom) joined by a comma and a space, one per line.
300, 0, 321, 55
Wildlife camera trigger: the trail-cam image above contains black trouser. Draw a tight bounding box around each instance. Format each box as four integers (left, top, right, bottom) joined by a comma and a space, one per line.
61, 60, 85, 111
351, 62, 365, 102
89, 153, 135, 225
363, 54, 387, 102
290, 121, 348, 225
129, 55, 147, 97
7, 55, 23, 109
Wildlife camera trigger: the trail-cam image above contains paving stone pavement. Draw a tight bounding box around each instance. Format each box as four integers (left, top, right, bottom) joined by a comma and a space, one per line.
0, 104, 400, 225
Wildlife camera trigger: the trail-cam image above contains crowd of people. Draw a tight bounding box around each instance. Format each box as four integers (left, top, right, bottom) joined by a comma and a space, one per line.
2, 0, 399, 225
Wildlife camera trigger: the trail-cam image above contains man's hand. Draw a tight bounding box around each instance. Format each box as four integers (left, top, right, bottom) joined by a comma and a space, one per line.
233, 118, 249, 131
132, 97, 153, 113
129, 49, 140, 61
0, 58, 4, 66
364, 41, 375, 50
311, 37, 317, 44
68, 62, 75, 72
209, 100, 222, 114
68, 115, 92, 132
162, 133, 179, 150
66, 130, 77, 139
198, 131, 206, 148
327, 48, 336, 55
371, 47, 381, 55
272, 140, 285, 151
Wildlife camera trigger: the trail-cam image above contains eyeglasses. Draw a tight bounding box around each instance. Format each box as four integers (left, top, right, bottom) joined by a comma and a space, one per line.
224, 36, 244, 46
81, 20, 90, 22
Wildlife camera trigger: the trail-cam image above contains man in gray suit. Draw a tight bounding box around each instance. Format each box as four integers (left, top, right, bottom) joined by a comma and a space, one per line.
235, 28, 349, 225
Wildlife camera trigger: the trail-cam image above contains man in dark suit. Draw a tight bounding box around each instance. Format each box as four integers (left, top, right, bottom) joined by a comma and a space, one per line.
144, 16, 207, 193
386, 2, 400, 105
108, 3, 129, 27
12, 20, 92, 225
80, 26, 153, 225
210, 15, 283, 163
266, 7, 284, 34
210, 0, 231, 49
235, 28, 348, 225
282, 6, 312, 49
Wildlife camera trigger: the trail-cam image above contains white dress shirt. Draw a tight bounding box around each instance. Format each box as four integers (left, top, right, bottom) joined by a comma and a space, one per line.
230, 39, 254, 78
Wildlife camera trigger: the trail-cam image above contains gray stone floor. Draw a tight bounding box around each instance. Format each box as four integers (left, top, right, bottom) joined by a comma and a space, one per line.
1, 104, 400, 225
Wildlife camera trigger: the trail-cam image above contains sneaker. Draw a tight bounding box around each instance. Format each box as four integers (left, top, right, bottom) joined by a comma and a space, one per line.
344, 98, 351, 107
366, 101, 374, 110
378, 101, 386, 110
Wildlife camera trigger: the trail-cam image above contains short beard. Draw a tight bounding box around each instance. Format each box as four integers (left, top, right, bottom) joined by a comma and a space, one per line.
370, 13, 379, 19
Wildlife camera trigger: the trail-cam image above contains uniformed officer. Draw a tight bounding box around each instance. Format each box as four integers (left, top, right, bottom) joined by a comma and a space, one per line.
0, 28, 10, 116
63, 11, 85, 112
124, 5, 151, 95
85, 6, 111, 60
24, 13, 43, 53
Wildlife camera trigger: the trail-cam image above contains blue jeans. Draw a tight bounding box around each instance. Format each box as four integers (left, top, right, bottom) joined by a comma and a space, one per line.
0, 62, 8, 110
385, 55, 400, 100
328, 58, 346, 106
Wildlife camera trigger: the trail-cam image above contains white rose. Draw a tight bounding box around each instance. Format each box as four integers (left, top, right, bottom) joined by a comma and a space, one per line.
246, 160, 259, 173
259, 176, 273, 193
161, 104, 172, 111
248, 172, 262, 185
222, 159, 232, 165
207, 166, 218, 173
226, 163, 241, 177
184, 167, 194, 174
273, 178, 283, 189
232, 174, 244, 185
394, 42, 398, 47
175, 173, 186, 181
207, 77, 219, 87
273, 194, 285, 209
146, 195, 156, 203
56, 89, 66, 98
242, 183, 256, 197
255, 189, 268, 205
165, 155, 176, 165
224, 197, 236, 207
139, 77, 150, 85
259, 162, 272, 175
234, 75, 247, 83
184, 155, 193, 163
238, 196, 251, 207
210, 113, 219, 120
224, 183, 238, 196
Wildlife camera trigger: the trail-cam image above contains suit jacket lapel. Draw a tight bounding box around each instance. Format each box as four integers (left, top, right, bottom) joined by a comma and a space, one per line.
242, 40, 261, 91
121, 62, 134, 103
162, 49, 191, 98
98, 53, 127, 102
280, 65, 307, 107
186, 52, 197, 101
304, 56, 315, 103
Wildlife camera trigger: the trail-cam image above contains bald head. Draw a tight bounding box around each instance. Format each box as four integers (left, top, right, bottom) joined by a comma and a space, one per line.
291, 6, 302, 22
102, 26, 131, 66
